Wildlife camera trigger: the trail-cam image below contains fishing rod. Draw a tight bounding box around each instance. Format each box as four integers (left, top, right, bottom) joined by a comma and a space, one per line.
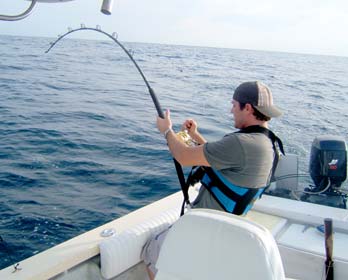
46, 26, 163, 117
46, 25, 187, 204
324, 218, 334, 280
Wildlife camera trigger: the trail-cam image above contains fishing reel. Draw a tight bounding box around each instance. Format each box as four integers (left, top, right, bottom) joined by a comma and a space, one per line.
176, 130, 198, 146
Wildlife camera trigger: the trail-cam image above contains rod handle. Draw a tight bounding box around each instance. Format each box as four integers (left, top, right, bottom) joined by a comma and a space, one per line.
149, 87, 164, 118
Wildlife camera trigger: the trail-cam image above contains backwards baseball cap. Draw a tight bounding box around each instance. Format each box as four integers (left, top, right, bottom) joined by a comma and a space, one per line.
233, 81, 282, 118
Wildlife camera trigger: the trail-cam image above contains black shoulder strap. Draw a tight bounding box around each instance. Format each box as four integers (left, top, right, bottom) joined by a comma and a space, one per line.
237, 125, 285, 184
237, 125, 284, 155
179, 166, 206, 216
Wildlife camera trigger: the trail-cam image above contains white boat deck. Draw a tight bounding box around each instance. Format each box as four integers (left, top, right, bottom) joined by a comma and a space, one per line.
1, 187, 348, 280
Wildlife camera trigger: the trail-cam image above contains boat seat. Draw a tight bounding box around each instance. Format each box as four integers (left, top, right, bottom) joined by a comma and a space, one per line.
155, 209, 286, 280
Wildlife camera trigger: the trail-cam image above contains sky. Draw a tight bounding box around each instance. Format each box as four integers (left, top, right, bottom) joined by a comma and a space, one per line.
1, 0, 348, 57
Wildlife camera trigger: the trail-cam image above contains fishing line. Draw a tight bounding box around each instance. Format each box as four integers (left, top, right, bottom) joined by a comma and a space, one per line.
273, 174, 309, 181
46, 25, 187, 207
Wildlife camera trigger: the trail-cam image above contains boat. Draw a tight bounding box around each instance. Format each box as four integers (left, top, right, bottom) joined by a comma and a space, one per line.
0, 148, 347, 279
1, 1, 348, 280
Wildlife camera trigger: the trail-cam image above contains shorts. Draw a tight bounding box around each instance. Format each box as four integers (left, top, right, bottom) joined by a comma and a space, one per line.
141, 227, 171, 276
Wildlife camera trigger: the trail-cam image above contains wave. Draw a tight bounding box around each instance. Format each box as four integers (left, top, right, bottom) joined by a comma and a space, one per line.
1, 34, 348, 269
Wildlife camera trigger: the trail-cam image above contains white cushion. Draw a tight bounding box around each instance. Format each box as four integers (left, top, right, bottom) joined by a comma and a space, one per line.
100, 208, 179, 279
156, 209, 285, 280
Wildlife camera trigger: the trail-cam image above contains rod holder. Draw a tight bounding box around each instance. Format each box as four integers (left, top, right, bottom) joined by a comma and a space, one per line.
101, 0, 114, 15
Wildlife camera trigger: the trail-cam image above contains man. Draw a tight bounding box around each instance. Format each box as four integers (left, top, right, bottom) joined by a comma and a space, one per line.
143, 81, 283, 279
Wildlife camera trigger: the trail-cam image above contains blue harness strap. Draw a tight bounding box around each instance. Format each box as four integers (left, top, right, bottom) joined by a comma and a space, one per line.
201, 167, 265, 215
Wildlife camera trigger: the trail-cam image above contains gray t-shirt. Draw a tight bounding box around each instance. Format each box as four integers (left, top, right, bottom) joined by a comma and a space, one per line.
192, 131, 274, 210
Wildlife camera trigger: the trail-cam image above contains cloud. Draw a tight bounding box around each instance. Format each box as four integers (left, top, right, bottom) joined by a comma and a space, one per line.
1, 0, 348, 56
151, 0, 348, 56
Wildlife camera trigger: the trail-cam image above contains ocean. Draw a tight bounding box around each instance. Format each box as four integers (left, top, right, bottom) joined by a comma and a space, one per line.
0, 33, 348, 269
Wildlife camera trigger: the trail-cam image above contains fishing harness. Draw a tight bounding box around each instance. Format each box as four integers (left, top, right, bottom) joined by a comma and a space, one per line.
179, 125, 285, 216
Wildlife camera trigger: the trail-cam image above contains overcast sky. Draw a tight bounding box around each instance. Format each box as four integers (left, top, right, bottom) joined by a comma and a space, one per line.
1, 0, 348, 57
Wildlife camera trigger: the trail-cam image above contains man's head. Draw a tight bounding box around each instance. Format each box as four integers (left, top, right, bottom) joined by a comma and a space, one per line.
231, 81, 282, 128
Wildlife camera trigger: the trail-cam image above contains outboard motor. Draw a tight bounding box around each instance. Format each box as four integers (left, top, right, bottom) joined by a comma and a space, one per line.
310, 136, 347, 191
304, 135, 347, 208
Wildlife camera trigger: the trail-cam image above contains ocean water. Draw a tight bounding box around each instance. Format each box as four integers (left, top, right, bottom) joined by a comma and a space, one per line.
0, 34, 348, 269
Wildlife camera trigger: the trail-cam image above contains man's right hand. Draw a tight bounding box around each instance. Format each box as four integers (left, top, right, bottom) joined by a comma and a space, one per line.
182, 119, 198, 136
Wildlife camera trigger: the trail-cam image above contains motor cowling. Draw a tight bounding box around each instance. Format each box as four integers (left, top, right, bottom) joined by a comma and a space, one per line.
309, 135, 347, 190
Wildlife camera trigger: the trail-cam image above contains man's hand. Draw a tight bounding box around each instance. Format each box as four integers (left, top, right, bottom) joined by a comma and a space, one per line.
182, 118, 207, 145
157, 109, 172, 134
182, 119, 198, 136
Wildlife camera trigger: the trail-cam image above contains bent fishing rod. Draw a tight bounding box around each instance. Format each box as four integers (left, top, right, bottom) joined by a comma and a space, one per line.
46, 26, 187, 204
46, 26, 163, 117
